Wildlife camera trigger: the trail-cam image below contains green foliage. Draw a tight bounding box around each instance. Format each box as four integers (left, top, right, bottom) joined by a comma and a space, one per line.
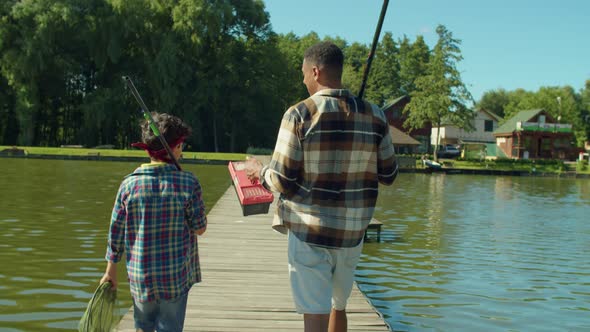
341, 41, 368, 95
246, 146, 273, 155
14, 2, 579, 156
477, 88, 509, 118
0, 0, 285, 152
580, 80, 590, 142
404, 25, 474, 160
482, 85, 588, 147
452, 158, 569, 173
363, 32, 400, 106
398, 35, 429, 96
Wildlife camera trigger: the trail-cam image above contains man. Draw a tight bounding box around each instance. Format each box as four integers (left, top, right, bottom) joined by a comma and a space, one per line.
246, 42, 398, 332
100, 113, 207, 332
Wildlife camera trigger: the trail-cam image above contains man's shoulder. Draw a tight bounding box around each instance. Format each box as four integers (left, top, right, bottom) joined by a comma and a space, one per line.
284, 97, 315, 120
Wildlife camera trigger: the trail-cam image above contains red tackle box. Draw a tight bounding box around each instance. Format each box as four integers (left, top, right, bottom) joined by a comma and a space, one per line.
228, 161, 274, 216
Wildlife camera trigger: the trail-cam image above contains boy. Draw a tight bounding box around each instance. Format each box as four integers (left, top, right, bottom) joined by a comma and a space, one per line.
100, 112, 207, 332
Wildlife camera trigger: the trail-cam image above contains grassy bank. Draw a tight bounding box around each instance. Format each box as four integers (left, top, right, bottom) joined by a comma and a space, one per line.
411, 156, 590, 175
3, 145, 588, 175
0, 145, 247, 161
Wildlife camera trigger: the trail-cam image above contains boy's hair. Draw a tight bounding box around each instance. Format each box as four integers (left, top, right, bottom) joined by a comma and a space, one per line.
140, 112, 192, 150
304, 42, 344, 80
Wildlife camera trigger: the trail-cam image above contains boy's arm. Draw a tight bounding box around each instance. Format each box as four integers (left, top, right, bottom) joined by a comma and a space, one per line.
186, 180, 207, 235
102, 184, 127, 288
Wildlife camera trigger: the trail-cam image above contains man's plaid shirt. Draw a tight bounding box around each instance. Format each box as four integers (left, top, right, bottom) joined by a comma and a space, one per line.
263, 89, 398, 248
106, 163, 207, 302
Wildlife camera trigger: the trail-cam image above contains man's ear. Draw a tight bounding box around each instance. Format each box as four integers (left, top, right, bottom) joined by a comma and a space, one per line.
312, 66, 320, 81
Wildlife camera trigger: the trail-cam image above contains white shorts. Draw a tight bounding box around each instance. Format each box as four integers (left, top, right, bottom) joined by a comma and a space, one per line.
287, 231, 364, 314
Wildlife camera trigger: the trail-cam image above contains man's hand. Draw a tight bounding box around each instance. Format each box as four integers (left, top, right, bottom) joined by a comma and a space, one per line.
245, 157, 263, 183
100, 261, 118, 290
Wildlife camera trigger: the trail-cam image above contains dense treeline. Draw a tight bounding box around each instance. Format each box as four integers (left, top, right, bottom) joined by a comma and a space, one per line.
1, 1, 586, 152
0, 0, 290, 152
0, 0, 467, 152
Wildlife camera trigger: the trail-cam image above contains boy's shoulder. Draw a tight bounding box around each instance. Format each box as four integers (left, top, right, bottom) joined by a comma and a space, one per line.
119, 165, 199, 185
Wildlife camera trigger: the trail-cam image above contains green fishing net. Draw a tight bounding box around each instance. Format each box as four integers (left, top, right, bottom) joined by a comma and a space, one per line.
79, 282, 120, 332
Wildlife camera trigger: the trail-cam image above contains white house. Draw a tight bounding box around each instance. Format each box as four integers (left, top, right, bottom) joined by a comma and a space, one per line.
431, 109, 502, 146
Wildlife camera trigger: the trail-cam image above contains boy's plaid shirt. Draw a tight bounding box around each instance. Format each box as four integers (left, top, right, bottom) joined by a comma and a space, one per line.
106, 163, 207, 302
264, 89, 398, 248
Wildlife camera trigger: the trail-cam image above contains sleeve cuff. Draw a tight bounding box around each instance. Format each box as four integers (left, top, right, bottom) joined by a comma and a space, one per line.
260, 165, 271, 190
106, 250, 122, 263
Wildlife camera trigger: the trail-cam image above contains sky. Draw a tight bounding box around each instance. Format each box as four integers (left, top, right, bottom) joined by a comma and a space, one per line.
262, 0, 590, 102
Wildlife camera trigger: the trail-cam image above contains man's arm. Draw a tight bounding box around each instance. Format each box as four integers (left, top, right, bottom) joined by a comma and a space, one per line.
377, 124, 398, 185
247, 109, 303, 195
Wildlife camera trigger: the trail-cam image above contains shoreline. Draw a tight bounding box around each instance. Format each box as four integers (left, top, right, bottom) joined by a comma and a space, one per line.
2, 153, 589, 178
0, 153, 232, 165
400, 167, 590, 178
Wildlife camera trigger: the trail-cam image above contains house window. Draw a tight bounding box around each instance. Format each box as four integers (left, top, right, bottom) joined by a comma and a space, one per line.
484, 120, 494, 132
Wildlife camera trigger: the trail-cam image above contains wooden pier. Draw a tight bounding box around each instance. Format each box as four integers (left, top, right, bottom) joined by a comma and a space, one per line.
117, 186, 390, 331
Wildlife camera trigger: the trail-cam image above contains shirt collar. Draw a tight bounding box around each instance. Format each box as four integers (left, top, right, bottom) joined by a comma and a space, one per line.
127, 163, 178, 177
312, 89, 352, 98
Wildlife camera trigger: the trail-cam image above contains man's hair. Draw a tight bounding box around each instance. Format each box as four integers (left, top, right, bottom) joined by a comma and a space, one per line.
304, 42, 344, 80
140, 112, 192, 150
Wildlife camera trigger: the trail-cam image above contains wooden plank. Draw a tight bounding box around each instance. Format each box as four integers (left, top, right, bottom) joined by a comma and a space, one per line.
116, 185, 390, 331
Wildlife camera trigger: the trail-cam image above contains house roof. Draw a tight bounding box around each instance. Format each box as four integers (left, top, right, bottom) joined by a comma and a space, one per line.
434, 108, 502, 127
390, 126, 420, 145
494, 109, 544, 135
479, 109, 503, 122
381, 95, 409, 112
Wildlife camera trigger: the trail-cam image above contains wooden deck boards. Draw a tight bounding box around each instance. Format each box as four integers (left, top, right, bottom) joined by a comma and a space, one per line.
116, 185, 390, 331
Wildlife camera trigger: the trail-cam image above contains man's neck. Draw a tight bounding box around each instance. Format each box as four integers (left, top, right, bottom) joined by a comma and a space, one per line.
315, 82, 343, 93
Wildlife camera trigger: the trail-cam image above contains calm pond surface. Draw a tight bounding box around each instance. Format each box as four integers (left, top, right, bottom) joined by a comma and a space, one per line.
360, 173, 590, 331
1, 159, 589, 331
0, 159, 230, 331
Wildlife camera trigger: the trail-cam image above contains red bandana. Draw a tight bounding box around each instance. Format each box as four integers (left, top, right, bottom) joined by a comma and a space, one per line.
131, 136, 185, 163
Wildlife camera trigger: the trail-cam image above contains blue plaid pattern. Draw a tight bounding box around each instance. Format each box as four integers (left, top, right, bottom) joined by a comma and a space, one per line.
106, 163, 207, 302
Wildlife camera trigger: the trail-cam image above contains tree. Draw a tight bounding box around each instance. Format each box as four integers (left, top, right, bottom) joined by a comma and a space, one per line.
341, 41, 369, 96
398, 35, 430, 96
502, 89, 538, 120
0, 74, 18, 144
404, 25, 474, 161
477, 88, 510, 118
363, 32, 401, 106
581, 80, 590, 145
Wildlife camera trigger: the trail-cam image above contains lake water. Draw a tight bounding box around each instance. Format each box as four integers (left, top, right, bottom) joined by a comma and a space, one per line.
1, 159, 589, 331
359, 173, 590, 331
0, 159, 230, 331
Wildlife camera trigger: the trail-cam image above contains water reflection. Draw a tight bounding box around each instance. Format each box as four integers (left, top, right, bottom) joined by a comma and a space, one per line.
360, 173, 590, 331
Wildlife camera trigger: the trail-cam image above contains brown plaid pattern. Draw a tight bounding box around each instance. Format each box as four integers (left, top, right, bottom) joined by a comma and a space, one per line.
264, 89, 398, 248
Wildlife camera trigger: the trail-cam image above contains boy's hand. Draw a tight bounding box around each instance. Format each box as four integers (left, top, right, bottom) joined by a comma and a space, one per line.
100, 261, 118, 290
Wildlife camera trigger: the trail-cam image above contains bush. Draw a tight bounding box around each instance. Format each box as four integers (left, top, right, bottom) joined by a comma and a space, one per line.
246, 147, 273, 155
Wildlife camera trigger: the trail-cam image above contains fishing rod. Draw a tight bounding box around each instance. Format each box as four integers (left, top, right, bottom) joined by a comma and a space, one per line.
358, 0, 390, 99
122, 76, 182, 171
